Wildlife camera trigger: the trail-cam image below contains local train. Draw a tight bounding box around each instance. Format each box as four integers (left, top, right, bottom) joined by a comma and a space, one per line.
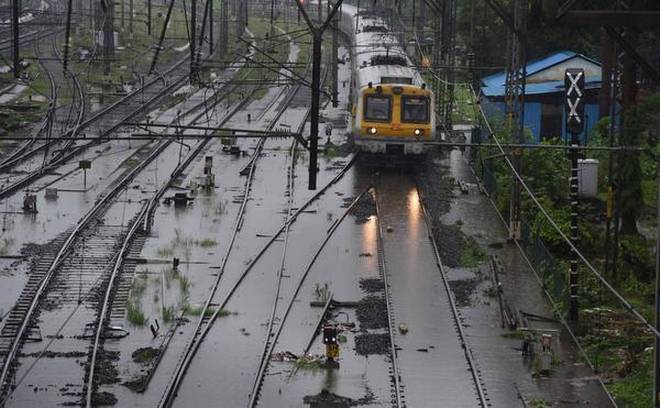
339, 5, 435, 155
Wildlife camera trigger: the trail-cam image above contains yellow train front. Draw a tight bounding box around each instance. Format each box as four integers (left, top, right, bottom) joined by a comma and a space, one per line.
340, 8, 436, 155
352, 83, 435, 155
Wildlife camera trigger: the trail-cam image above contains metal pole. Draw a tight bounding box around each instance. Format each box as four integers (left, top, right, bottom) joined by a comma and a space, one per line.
355, 0, 359, 32
568, 130, 579, 323
129, 0, 133, 36
309, 30, 322, 189
603, 39, 618, 277
64, 0, 74, 72
209, 0, 213, 54
654, 163, 660, 407
148, 0, 152, 34
190, 0, 197, 80
12, 0, 19, 78
331, 2, 338, 107
149, 0, 176, 73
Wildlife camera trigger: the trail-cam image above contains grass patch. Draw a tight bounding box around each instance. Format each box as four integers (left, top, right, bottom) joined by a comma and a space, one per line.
460, 237, 487, 267
501, 331, 527, 340
294, 355, 324, 370
182, 304, 231, 317
195, 238, 217, 248
178, 275, 191, 294
131, 347, 159, 364
161, 305, 175, 323
126, 301, 147, 326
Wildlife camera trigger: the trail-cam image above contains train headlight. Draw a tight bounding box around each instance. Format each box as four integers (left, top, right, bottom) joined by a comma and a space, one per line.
368, 127, 377, 135
414, 128, 424, 136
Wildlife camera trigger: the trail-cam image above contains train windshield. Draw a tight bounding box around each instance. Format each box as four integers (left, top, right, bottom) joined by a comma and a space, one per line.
364, 95, 391, 122
401, 96, 429, 123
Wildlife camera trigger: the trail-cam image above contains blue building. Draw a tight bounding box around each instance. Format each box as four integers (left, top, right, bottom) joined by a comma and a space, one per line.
480, 51, 602, 143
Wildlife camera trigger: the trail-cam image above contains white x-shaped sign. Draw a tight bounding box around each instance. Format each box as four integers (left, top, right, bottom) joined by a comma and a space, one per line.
567, 98, 582, 123
566, 71, 583, 97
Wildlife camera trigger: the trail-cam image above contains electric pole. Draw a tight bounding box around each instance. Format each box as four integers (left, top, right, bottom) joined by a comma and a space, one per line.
11, 0, 20, 78
654, 159, 660, 407
565, 68, 585, 325
190, 0, 197, 80
505, 0, 527, 240
292, 0, 344, 190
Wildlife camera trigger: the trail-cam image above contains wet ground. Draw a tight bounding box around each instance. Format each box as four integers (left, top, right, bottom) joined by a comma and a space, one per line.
0, 17, 616, 408
415, 140, 614, 407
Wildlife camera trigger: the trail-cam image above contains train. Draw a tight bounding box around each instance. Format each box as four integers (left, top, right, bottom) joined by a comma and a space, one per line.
338, 5, 436, 155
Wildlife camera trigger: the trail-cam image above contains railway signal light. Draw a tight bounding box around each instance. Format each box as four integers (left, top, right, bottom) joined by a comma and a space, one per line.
322, 325, 339, 364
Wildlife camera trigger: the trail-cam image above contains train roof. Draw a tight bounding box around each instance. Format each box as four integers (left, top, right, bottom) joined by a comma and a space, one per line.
341, 4, 425, 88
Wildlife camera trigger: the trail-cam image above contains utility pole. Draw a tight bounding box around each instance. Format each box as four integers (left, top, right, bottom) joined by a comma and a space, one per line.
148, 0, 152, 35
331, 0, 338, 107
102, 0, 114, 76
190, 0, 197, 80
505, 0, 527, 240
64, 0, 74, 72
208, 0, 213, 54
654, 158, 660, 407
565, 68, 585, 325
149, 0, 176, 73
292, 0, 344, 190
11, 0, 19, 78
129, 0, 133, 36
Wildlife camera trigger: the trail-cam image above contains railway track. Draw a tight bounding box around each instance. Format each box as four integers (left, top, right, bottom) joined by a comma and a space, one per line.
0, 39, 58, 172
416, 185, 489, 408
365, 177, 489, 408
0, 69, 251, 406
247, 186, 372, 407
373, 188, 405, 408
0, 55, 190, 200
156, 77, 307, 408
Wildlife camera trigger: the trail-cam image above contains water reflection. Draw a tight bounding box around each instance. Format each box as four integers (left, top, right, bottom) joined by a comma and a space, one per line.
407, 187, 419, 242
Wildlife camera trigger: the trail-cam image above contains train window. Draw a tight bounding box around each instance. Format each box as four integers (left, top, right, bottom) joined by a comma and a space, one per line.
364, 95, 392, 122
401, 96, 429, 123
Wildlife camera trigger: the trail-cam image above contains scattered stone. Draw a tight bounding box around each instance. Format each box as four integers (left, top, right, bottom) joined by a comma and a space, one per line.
398, 323, 408, 334
448, 278, 480, 307
416, 348, 428, 352
94, 350, 120, 385
355, 333, 390, 355
348, 193, 376, 224
122, 375, 150, 393
358, 278, 384, 293
131, 347, 159, 364
91, 391, 117, 406
358, 252, 372, 257
386, 226, 393, 232
355, 296, 388, 329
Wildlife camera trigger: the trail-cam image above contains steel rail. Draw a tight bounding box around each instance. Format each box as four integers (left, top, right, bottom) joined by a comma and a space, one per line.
0, 66, 187, 200
85, 80, 252, 408
415, 185, 489, 408
246, 137, 297, 407
0, 53, 235, 400
0, 40, 56, 171
248, 187, 373, 407
157, 78, 303, 408
0, 139, 171, 403
373, 189, 404, 408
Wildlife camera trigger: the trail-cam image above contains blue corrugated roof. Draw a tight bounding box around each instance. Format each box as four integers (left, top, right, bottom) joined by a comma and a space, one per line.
481, 50, 601, 97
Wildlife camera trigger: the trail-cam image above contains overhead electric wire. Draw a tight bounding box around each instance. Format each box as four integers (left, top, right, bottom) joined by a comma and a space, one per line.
470, 84, 660, 339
